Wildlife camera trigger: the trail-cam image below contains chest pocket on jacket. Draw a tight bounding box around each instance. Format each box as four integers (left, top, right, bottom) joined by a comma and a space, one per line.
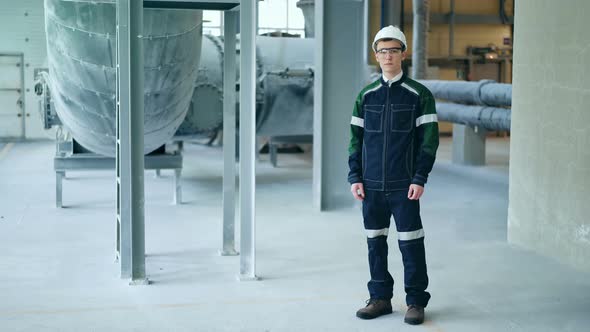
390, 104, 415, 133
364, 105, 384, 133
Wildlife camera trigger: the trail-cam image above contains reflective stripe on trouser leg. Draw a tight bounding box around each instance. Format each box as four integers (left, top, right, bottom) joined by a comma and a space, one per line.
388, 191, 431, 307
362, 190, 393, 300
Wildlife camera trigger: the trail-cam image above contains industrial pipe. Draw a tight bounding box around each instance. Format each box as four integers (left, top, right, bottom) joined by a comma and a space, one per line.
412, 0, 429, 79
436, 102, 511, 131
296, 0, 315, 38
419, 79, 512, 106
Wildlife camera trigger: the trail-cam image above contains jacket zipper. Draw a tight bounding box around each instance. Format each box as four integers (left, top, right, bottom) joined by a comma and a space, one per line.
382, 84, 390, 191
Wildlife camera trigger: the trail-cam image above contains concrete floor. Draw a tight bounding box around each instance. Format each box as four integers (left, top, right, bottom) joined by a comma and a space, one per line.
0, 137, 588, 331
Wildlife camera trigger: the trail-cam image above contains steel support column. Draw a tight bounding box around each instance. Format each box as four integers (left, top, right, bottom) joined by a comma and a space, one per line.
221, 9, 239, 257
313, 0, 366, 210
116, 0, 147, 284
238, 0, 258, 280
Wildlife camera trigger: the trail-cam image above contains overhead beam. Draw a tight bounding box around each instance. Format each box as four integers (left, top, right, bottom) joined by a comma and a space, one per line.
143, 0, 239, 10
404, 13, 514, 25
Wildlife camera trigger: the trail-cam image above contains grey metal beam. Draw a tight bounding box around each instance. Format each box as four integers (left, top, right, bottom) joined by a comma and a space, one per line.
116, 0, 147, 285
313, 0, 365, 210
404, 13, 514, 25
128, 0, 147, 285
56, 171, 64, 208
312, 0, 324, 209
54, 154, 182, 171
239, 0, 258, 280
116, 0, 132, 279
221, 9, 238, 257
143, 0, 239, 10
174, 169, 182, 204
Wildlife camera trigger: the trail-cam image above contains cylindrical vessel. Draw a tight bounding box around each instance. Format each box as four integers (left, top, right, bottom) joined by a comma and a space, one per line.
44, 0, 203, 156
176, 34, 224, 136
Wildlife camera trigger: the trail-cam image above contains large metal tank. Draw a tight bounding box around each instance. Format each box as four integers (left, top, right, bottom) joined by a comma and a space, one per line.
44, 0, 203, 156
255, 36, 313, 74
177, 35, 315, 137
255, 36, 314, 137
176, 34, 224, 137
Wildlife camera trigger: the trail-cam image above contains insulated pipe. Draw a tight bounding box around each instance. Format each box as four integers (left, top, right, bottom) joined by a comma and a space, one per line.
296, 0, 315, 38
411, 0, 429, 79
381, 0, 403, 28
419, 80, 512, 106
436, 102, 511, 131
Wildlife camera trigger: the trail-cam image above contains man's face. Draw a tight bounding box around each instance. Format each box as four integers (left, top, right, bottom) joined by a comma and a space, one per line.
374, 39, 406, 75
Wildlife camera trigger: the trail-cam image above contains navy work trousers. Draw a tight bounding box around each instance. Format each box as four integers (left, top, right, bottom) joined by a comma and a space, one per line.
362, 189, 431, 307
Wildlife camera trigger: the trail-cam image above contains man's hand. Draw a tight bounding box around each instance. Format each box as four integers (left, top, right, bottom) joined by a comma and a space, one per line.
408, 184, 424, 200
351, 183, 365, 201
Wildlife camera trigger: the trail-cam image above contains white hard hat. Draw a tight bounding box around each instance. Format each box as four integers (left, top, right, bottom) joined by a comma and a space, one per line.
373, 25, 407, 52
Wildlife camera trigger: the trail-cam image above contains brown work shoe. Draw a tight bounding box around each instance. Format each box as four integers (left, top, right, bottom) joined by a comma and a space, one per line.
404, 305, 425, 325
356, 299, 393, 319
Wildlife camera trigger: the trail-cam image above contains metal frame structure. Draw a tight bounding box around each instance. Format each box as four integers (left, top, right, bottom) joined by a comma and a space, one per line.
114, 0, 251, 285
54, 139, 183, 209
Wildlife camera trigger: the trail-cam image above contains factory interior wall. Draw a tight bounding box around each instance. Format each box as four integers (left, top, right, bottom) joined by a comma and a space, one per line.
0, 0, 50, 140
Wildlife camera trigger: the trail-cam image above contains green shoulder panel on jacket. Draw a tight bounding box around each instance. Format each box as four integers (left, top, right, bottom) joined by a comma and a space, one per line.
348, 79, 381, 155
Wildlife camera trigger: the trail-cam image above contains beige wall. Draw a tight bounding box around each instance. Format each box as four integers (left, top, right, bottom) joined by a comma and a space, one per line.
509, 0, 590, 272
368, 0, 514, 69
402, 25, 512, 57
368, 0, 513, 134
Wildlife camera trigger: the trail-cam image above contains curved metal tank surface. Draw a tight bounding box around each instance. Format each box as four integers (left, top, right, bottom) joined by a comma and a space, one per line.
177, 35, 315, 137
256, 36, 313, 74
255, 36, 314, 137
176, 34, 224, 136
44, 0, 203, 156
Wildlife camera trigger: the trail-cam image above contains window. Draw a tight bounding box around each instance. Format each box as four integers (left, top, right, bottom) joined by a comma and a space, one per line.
203, 10, 223, 36
259, 0, 305, 36
202, 0, 306, 37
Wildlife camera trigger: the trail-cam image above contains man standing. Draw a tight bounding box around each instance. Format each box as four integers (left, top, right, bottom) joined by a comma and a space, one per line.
348, 25, 439, 325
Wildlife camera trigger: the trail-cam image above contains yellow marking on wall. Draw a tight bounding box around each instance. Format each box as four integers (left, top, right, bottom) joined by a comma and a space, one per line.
0, 143, 14, 160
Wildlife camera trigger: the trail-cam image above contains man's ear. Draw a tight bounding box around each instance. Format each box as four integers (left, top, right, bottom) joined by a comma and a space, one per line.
401, 51, 407, 61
